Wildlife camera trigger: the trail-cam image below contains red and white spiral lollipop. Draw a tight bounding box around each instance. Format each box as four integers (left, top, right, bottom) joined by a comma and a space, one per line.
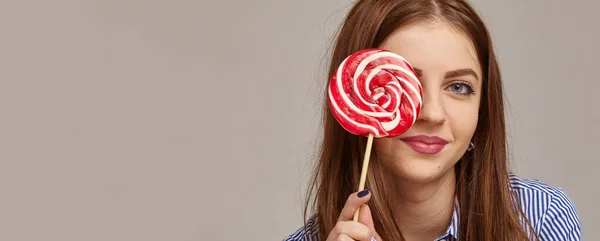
327, 48, 423, 221
328, 48, 423, 138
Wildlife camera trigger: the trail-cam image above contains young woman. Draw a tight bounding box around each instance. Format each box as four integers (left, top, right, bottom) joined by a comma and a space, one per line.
284, 0, 582, 240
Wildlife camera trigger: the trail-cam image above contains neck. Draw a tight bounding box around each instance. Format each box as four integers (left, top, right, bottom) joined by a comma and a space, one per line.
391, 169, 456, 241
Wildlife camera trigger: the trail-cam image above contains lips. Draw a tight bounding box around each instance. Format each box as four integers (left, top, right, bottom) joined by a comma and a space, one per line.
401, 135, 448, 154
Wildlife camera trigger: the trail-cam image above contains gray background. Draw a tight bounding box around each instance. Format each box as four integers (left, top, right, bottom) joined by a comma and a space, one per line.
0, 0, 596, 240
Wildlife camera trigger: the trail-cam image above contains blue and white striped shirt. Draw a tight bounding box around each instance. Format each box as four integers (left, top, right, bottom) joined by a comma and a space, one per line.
284, 173, 582, 240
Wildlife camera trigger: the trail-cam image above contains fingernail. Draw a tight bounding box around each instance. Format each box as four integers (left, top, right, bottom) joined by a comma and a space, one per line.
357, 189, 370, 198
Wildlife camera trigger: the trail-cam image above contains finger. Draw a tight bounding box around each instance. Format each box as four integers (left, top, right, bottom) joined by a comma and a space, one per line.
333, 234, 354, 241
338, 189, 371, 222
358, 204, 381, 241
330, 221, 373, 241
358, 204, 375, 231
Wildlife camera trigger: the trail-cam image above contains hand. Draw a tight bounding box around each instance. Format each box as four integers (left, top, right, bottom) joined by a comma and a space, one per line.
325, 189, 381, 241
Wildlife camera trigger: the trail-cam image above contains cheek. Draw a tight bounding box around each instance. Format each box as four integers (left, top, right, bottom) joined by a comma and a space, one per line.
373, 138, 405, 163
373, 138, 393, 154
446, 101, 479, 141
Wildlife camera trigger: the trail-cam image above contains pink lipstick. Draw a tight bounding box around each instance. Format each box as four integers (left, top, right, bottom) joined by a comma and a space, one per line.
401, 135, 448, 154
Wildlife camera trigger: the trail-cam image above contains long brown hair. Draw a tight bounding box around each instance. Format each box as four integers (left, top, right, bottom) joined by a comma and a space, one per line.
303, 0, 538, 240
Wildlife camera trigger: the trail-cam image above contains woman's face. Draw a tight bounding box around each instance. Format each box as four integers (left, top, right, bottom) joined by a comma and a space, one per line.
374, 21, 482, 184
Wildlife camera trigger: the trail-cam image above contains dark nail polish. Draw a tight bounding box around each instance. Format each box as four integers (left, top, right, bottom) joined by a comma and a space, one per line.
357, 189, 370, 198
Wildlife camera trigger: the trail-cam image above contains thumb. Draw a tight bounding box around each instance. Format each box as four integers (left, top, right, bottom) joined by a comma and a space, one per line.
358, 204, 381, 240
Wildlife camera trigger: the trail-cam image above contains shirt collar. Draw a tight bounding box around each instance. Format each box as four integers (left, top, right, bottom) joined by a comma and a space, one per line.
436, 198, 459, 241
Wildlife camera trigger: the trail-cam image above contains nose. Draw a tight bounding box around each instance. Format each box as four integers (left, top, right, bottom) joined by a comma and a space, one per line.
416, 89, 446, 124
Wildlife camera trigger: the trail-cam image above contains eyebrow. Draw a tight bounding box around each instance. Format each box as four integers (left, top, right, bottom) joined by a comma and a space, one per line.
413, 68, 479, 79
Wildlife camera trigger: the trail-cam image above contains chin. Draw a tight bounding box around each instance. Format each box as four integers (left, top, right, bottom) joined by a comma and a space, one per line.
388, 157, 454, 184
375, 141, 458, 184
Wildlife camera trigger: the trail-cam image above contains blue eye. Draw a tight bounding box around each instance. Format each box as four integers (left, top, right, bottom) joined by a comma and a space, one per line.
447, 82, 475, 96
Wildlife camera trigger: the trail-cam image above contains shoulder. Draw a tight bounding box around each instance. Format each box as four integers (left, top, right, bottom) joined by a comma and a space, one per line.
508, 173, 583, 240
282, 215, 320, 241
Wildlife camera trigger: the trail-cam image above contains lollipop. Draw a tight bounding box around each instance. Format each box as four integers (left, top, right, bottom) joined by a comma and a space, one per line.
328, 48, 423, 220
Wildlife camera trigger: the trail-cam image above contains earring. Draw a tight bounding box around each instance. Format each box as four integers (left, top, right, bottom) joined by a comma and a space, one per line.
467, 142, 475, 151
